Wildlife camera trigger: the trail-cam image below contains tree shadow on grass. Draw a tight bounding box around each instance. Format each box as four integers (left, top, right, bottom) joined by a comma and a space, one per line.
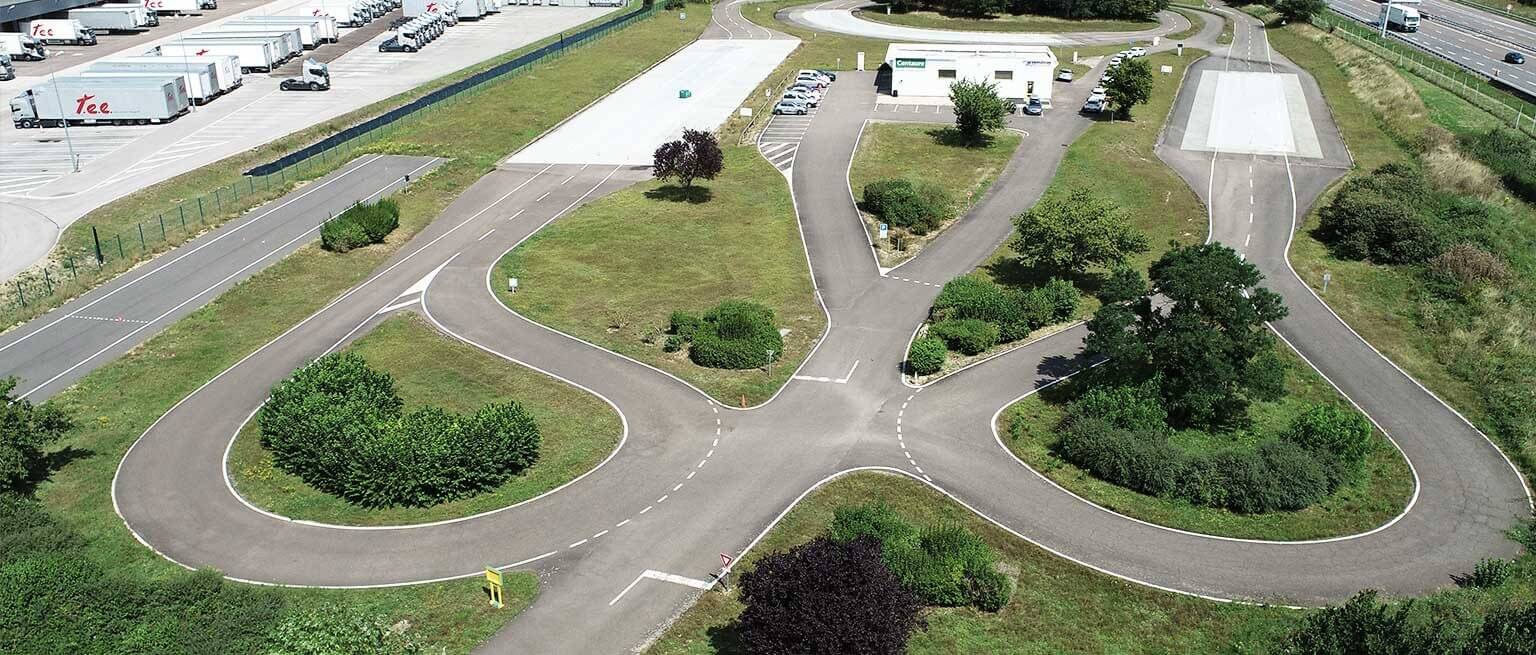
984, 256, 1107, 297
927, 126, 994, 149
16, 446, 93, 495
706, 621, 746, 654
644, 184, 713, 204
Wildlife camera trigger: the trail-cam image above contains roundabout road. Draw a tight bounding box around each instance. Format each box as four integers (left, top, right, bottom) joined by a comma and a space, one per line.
784, 0, 1192, 46
110, 2, 1531, 653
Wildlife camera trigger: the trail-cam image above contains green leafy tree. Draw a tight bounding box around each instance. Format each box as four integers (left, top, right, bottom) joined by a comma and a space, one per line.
949, 79, 1010, 145
1085, 243, 1289, 427
1104, 57, 1154, 119
1009, 189, 1149, 276
0, 377, 73, 496
1274, 0, 1326, 22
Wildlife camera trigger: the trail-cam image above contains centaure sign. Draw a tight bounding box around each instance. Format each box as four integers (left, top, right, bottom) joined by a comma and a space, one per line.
893, 57, 927, 69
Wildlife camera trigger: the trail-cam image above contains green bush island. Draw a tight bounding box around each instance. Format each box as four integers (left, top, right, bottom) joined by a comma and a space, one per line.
930, 274, 1078, 350
830, 502, 1012, 611
320, 199, 401, 253
1315, 163, 1515, 265
906, 336, 948, 376
259, 352, 541, 508
862, 177, 953, 235
928, 318, 1000, 355
667, 300, 784, 370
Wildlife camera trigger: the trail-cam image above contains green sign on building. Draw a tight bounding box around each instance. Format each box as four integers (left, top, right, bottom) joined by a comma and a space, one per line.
893, 58, 926, 69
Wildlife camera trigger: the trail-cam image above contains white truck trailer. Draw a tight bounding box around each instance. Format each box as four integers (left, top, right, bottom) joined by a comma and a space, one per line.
0, 33, 48, 61
156, 40, 278, 72
1381, 4, 1421, 32
70, 6, 152, 32
22, 20, 99, 46
233, 15, 338, 43
104, 2, 162, 25
180, 32, 301, 60
82, 68, 219, 104
404, 0, 451, 18
143, 0, 219, 15
303, 0, 374, 26
200, 24, 315, 49
96, 56, 241, 93
10, 76, 190, 128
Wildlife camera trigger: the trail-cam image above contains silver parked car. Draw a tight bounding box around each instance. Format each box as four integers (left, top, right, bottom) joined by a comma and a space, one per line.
773, 99, 809, 115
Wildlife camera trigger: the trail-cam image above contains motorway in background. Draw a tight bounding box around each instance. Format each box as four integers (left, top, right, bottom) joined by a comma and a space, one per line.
1332, 0, 1536, 97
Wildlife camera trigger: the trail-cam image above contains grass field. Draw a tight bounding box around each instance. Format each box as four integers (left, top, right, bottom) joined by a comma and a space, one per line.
645, 472, 1301, 654
226, 313, 622, 526
496, 146, 822, 407
848, 122, 1021, 265
20, 9, 706, 653
0, 4, 652, 330
1001, 348, 1416, 541
856, 9, 1155, 33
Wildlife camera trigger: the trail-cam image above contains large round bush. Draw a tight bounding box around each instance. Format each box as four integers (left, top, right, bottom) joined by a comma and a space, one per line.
906, 337, 947, 376
682, 300, 785, 370
258, 352, 541, 508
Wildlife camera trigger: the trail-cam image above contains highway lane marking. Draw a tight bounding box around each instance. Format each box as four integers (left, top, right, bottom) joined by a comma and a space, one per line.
569, 539, 588, 548
477, 229, 496, 241
68, 315, 152, 325
674, 482, 685, 491
0, 154, 405, 359
657, 494, 669, 503
616, 519, 630, 528
593, 530, 609, 539
537, 191, 552, 201
640, 505, 653, 514
509, 208, 526, 220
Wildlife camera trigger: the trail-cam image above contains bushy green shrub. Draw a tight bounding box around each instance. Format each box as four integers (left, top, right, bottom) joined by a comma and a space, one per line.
933, 275, 1025, 331
1282, 403, 1374, 491
266, 606, 424, 655
259, 352, 541, 508
320, 200, 401, 253
677, 300, 784, 370
929, 318, 999, 355
1316, 163, 1456, 264
1462, 127, 1536, 203
662, 334, 685, 352
1099, 265, 1148, 304
1459, 558, 1514, 589
907, 336, 947, 376
862, 177, 951, 234
1064, 382, 1167, 432
1034, 277, 1080, 322
830, 503, 1011, 611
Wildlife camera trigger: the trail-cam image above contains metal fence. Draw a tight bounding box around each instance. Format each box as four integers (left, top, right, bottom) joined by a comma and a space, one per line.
4, 0, 661, 315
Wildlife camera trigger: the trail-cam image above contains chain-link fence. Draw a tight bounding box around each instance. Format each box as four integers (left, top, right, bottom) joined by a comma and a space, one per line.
3, 1, 662, 318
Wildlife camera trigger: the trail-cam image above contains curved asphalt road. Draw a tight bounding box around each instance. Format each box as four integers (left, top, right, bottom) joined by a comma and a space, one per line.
785, 0, 1191, 45
111, 2, 1530, 653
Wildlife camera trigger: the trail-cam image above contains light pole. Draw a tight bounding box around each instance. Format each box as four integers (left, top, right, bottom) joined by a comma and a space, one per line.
1380, 0, 1393, 38
45, 71, 80, 172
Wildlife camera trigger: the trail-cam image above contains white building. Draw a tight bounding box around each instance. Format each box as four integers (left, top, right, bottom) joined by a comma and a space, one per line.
883, 43, 1058, 104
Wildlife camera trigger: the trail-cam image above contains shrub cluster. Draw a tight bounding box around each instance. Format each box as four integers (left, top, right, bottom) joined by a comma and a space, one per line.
259, 352, 541, 508
862, 178, 953, 235
931, 274, 1077, 344
1462, 127, 1536, 204
1053, 384, 1374, 514
1283, 590, 1536, 655
830, 503, 1012, 611
1316, 163, 1509, 265
667, 300, 784, 370
906, 336, 947, 376
320, 199, 401, 253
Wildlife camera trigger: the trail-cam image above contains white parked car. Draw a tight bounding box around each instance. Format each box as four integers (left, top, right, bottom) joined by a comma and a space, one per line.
798, 69, 833, 83
783, 89, 818, 107
773, 100, 809, 115
1129, 46, 1148, 57
1083, 94, 1106, 113
788, 83, 823, 100
1109, 56, 1123, 67
1056, 68, 1074, 82
1091, 86, 1106, 96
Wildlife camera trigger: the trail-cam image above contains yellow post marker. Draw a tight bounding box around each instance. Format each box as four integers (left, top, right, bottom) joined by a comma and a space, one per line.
485, 567, 504, 609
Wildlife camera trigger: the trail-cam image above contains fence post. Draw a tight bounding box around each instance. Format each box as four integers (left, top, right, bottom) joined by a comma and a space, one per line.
179, 205, 186, 229
42, 269, 52, 294
117, 234, 125, 259
138, 223, 146, 251
66, 257, 76, 280
92, 226, 104, 265
14, 281, 24, 307
159, 214, 166, 240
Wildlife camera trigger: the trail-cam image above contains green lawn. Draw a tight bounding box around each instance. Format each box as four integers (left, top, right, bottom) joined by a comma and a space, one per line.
496, 146, 822, 407
646, 472, 1301, 654
856, 9, 1155, 33
1001, 348, 1416, 541
19, 9, 706, 653
849, 122, 1021, 266
227, 313, 621, 526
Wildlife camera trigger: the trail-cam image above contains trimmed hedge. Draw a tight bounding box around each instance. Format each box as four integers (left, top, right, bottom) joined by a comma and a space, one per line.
668, 300, 785, 370
258, 352, 541, 508
862, 177, 952, 235
907, 336, 947, 376
928, 318, 999, 355
930, 274, 1078, 350
830, 503, 1012, 612
320, 199, 401, 253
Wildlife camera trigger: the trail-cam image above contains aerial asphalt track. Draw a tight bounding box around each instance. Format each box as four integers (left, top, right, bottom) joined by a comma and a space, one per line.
98, 2, 1531, 653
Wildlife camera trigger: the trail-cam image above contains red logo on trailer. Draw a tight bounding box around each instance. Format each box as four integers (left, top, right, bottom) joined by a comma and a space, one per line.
427, 2, 440, 10
75, 94, 111, 115
195, 48, 209, 55
145, 0, 165, 8
30, 24, 55, 37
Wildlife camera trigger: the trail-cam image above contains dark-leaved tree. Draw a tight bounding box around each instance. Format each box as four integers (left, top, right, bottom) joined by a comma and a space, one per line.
1085, 242, 1288, 427
738, 536, 923, 655
0, 377, 73, 496
652, 128, 725, 188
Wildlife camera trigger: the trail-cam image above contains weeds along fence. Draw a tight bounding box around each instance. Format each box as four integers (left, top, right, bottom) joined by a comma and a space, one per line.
1315, 10, 1536, 139
3, 0, 661, 319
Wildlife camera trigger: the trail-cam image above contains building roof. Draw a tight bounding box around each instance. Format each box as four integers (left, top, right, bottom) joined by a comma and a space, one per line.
884, 43, 1057, 63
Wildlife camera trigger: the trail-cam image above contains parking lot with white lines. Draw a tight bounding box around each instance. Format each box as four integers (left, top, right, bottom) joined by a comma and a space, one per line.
757, 110, 815, 172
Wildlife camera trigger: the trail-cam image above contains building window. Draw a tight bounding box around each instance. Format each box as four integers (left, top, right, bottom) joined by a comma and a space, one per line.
994, 70, 1013, 80
938, 69, 956, 79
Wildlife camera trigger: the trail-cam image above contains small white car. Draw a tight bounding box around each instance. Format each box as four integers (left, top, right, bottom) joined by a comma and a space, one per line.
773, 100, 809, 115
1109, 56, 1123, 67
1056, 68, 1074, 82
1091, 86, 1107, 96
788, 84, 823, 100
1129, 46, 1148, 57
798, 69, 833, 83
1082, 95, 1106, 113
783, 90, 818, 107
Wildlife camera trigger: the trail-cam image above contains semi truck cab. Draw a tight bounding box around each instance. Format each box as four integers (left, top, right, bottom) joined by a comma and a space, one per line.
280, 59, 330, 90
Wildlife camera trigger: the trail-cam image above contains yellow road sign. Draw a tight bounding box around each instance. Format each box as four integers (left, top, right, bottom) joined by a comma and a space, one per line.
485, 567, 504, 609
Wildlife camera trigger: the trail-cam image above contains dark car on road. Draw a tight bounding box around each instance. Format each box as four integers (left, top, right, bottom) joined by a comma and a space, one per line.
1506, 51, 1526, 64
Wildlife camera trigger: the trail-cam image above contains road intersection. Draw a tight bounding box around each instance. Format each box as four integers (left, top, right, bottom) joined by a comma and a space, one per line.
69, 1, 1536, 652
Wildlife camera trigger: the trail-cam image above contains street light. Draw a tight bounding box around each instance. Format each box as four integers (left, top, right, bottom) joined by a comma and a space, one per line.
45, 71, 80, 172
1380, 0, 1394, 38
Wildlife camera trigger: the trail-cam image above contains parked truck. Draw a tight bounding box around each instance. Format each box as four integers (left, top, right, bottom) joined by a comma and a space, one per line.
199, 24, 314, 49
143, 0, 218, 15
95, 55, 241, 93
10, 76, 190, 128
280, 59, 330, 90
23, 19, 98, 46
305, 1, 372, 27
0, 33, 48, 61
1381, 4, 1420, 32
70, 6, 152, 32
83, 68, 219, 104
0, 54, 14, 81
102, 2, 161, 25
233, 15, 338, 43
156, 40, 278, 72
180, 32, 300, 61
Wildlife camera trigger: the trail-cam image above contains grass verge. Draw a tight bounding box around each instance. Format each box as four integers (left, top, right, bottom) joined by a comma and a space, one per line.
22, 10, 705, 653
645, 471, 1301, 654
848, 122, 1021, 266
226, 313, 622, 526
496, 146, 822, 407
1000, 348, 1416, 541
854, 9, 1155, 33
